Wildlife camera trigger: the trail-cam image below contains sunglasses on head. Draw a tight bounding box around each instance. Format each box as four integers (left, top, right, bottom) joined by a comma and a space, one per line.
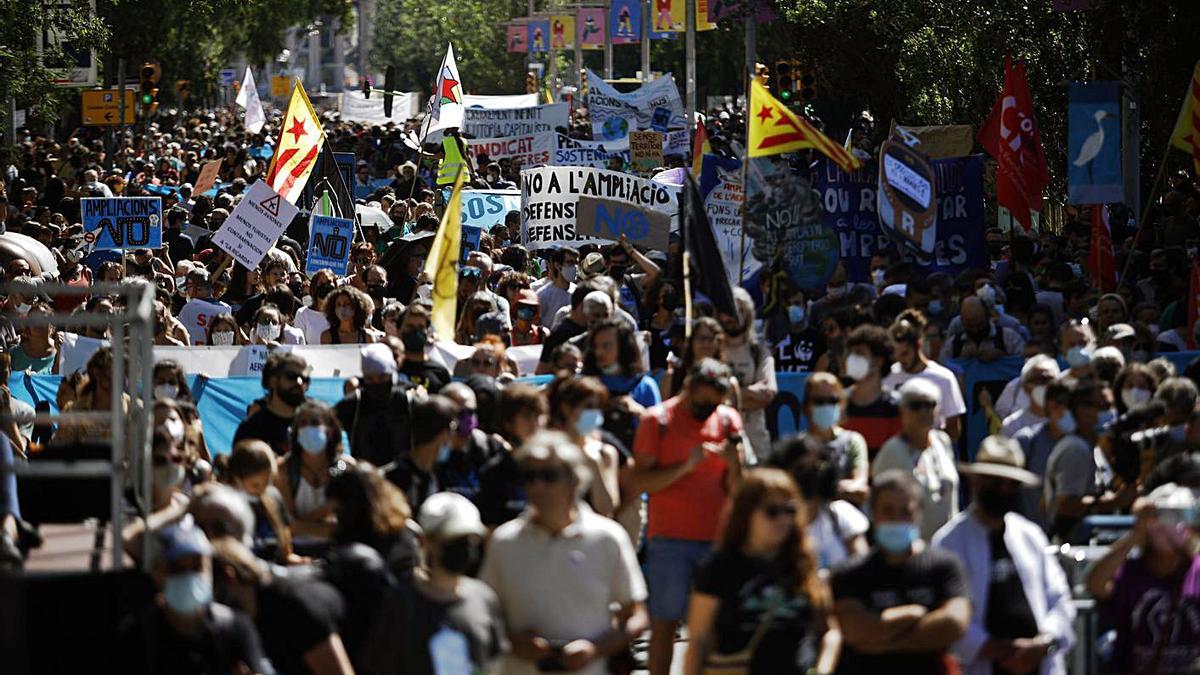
761, 502, 798, 519
905, 400, 937, 411
519, 467, 565, 484
460, 267, 482, 278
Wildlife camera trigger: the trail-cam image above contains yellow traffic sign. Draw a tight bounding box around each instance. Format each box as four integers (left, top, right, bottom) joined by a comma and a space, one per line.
270, 75, 292, 98
81, 89, 136, 126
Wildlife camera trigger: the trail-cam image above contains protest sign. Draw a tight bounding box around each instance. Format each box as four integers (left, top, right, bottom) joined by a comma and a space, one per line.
340, 89, 419, 124
878, 139, 938, 254
887, 122, 975, 160
460, 190, 521, 229
587, 70, 686, 140
610, 0, 640, 44
662, 129, 690, 157
81, 197, 162, 250
577, 195, 671, 252
506, 24, 528, 53
464, 93, 539, 109
699, 154, 758, 285
1068, 81, 1123, 204
460, 225, 483, 261
213, 180, 299, 270
306, 214, 354, 276
465, 131, 554, 166
528, 20, 550, 52
578, 8, 605, 49
554, 134, 630, 169
745, 157, 838, 289
461, 103, 569, 139
193, 159, 222, 196
520, 166, 679, 250
812, 155, 987, 282
629, 131, 665, 173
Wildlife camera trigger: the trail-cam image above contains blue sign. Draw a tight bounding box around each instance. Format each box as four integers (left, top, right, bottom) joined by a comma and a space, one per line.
528, 20, 551, 53
459, 190, 521, 229
1068, 81, 1123, 204
220, 68, 237, 86
650, 107, 671, 132
81, 197, 162, 250
812, 155, 986, 283
460, 225, 483, 262
306, 215, 354, 276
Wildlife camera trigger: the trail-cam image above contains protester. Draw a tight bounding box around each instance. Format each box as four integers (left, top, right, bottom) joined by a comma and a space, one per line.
397, 302, 451, 393
277, 401, 352, 539
771, 372, 869, 505
335, 343, 413, 466
884, 310, 967, 441
841, 324, 901, 460
232, 352, 311, 456
321, 286, 377, 344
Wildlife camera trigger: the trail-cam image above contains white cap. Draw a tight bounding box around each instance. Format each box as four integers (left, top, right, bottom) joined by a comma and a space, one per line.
418, 492, 486, 539
360, 343, 397, 376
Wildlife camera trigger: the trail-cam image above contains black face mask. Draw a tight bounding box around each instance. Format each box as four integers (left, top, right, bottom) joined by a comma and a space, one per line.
609, 265, 627, 280
690, 401, 718, 421
402, 329, 428, 352
362, 381, 393, 404
795, 462, 839, 501
313, 284, 334, 302
976, 488, 1020, 518
367, 284, 386, 298
440, 537, 482, 574
661, 290, 680, 312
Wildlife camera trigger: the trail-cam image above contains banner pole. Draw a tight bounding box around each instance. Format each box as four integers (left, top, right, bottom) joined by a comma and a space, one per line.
1118, 139, 1171, 287
640, 0, 650, 82
683, 250, 692, 338
408, 110, 432, 202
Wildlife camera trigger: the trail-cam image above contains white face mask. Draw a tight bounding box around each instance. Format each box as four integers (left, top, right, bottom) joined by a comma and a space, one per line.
14, 302, 30, 314
562, 264, 578, 283
1031, 384, 1047, 409
844, 353, 871, 381
164, 417, 186, 443
826, 284, 847, 299
1121, 387, 1152, 410
256, 322, 281, 341
211, 330, 236, 346
154, 383, 179, 401
153, 462, 185, 491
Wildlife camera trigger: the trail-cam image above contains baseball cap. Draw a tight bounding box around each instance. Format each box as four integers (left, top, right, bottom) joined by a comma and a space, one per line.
156, 520, 212, 563
419, 492, 486, 539
360, 343, 397, 376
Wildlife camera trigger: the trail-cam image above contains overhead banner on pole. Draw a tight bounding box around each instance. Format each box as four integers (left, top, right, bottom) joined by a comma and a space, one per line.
340, 90, 420, 124
1067, 81, 1123, 204
610, 0, 641, 44
506, 24, 528, 53
578, 8, 606, 49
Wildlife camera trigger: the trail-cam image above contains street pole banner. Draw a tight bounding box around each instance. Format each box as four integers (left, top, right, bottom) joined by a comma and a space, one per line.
465, 131, 554, 166
578, 8, 606, 49
81, 197, 163, 250
461, 103, 569, 138
699, 154, 758, 285
528, 20, 551, 52
576, 195, 672, 252
506, 24, 528, 53
610, 0, 641, 44
554, 134, 630, 169
550, 14, 576, 49
340, 90, 420, 124
520, 166, 679, 249
213, 180, 299, 270
1068, 81, 1123, 204
587, 70, 686, 140
306, 214, 354, 276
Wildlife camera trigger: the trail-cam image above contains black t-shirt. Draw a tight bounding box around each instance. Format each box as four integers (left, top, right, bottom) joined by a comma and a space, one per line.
773, 327, 826, 373
693, 550, 818, 675
116, 602, 274, 675
235, 293, 267, 326
985, 529, 1039, 675
233, 407, 295, 456
476, 451, 526, 527
256, 577, 346, 675
831, 546, 969, 675
396, 579, 509, 675
335, 385, 413, 467
538, 317, 586, 364
400, 359, 451, 394
436, 430, 502, 504
384, 456, 437, 512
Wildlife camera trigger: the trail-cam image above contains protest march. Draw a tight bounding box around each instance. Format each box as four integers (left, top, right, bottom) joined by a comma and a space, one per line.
3, 1, 1200, 674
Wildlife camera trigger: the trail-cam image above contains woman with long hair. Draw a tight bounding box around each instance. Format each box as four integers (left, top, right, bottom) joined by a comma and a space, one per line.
320, 286, 377, 344
277, 401, 355, 539
684, 468, 841, 675
545, 375, 620, 517
663, 316, 726, 399
326, 465, 419, 583
219, 263, 262, 312
225, 439, 303, 565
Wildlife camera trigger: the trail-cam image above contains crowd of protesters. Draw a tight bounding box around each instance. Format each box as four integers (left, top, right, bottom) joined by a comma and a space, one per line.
0, 97, 1199, 675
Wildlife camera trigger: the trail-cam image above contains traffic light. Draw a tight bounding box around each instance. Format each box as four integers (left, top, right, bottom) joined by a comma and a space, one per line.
774, 60, 793, 102
138, 62, 161, 117
361, 76, 371, 99
526, 71, 538, 94
799, 65, 817, 102
579, 69, 588, 97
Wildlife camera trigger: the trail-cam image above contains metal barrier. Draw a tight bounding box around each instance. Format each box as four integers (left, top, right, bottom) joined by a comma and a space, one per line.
1, 280, 156, 569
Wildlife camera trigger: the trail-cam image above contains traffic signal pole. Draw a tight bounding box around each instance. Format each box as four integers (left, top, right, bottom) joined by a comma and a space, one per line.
685, 0, 695, 125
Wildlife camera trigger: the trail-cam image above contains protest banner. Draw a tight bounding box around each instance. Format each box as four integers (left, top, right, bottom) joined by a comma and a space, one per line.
1068, 81, 1123, 204
878, 138, 938, 254
610, 0, 640, 44
812, 155, 987, 282
193, 159, 222, 196
550, 14, 575, 49
745, 156, 839, 289
629, 131, 665, 173
506, 24, 528, 53
463, 93, 540, 109
554, 134, 630, 169
81, 196, 162, 250
520, 166, 679, 250
465, 131, 554, 166
306, 214, 354, 276
459, 189, 521, 229
528, 20, 550, 52
662, 128, 690, 157
213, 180, 299, 270
699, 154, 758, 285
340, 89, 419, 124
577, 195, 671, 252
587, 70, 686, 140
578, 8, 605, 49
461, 103, 569, 139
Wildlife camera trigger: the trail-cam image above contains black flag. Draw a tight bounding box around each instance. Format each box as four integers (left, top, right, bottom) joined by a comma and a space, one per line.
683, 172, 737, 319
305, 138, 355, 221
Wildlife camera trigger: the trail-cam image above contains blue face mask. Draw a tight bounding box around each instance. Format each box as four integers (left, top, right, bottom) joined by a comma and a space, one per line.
1066, 346, 1091, 368
576, 408, 605, 436
788, 304, 806, 326
927, 299, 943, 316
437, 442, 453, 463
162, 572, 212, 615
297, 426, 327, 455
875, 522, 919, 554
1095, 409, 1117, 433
1057, 410, 1077, 435
809, 403, 840, 430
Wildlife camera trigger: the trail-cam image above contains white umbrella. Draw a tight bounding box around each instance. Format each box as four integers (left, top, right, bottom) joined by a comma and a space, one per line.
355, 203, 394, 232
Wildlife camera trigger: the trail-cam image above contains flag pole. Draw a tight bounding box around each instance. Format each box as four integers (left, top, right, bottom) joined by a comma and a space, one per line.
683, 250, 693, 339
738, 82, 752, 286
408, 106, 433, 202
1118, 138, 1172, 288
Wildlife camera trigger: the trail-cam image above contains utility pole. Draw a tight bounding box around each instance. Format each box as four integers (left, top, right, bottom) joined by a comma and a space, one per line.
603, 6, 613, 78
640, 0, 650, 81
685, 0, 696, 125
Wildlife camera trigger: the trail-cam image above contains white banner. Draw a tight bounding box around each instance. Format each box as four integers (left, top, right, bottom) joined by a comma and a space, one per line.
463, 93, 540, 109
663, 128, 690, 156
213, 180, 298, 271
520, 166, 679, 250
461, 103, 569, 139
465, 131, 554, 166
339, 90, 420, 124
703, 161, 759, 285
553, 134, 629, 169
587, 70, 685, 140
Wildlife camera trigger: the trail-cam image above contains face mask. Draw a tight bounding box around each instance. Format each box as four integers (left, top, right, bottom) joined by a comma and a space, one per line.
1066, 346, 1091, 368
278, 388, 307, 407
437, 442, 453, 463
826, 284, 847, 299
1121, 387, 1152, 410
977, 284, 997, 305
1095, 409, 1117, 433
1031, 385, 1047, 409
561, 265, 578, 283
456, 411, 478, 439
301, 295, 313, 306
163, 572, 212, 615
976, 488, 1020, 518
367, 284, 386, 298
576, 408, 605, 436
212, 330, 236, 346
336, 306, 356, 322
175, 275, 187, 288
844, 353, 871, 381
361, 381, 392, 403
661, 291, 680, 312
164, 417, 186, 444
440, 537, 482, 574
155, 383, 179, 401
690, 401, 718, 421
1056, 410, 1077, 435
154, 462, 185, 491
809, 403, 840, 430
402, 329, 428, 352
788, 304, 806, 326
516, 306, 537, 322
927, 299, 944, 316
871, 269, 886, 287
297, 425, 327, 455
313, 284, 333, 301
255, 322, 281, 341
875, 522, 919, 554
609, 265, 627, 279
14, 302, 30, 314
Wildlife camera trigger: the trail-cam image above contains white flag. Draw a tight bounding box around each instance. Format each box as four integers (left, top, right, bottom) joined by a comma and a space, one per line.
236, 67, 266, 134
428, 43, 464, 132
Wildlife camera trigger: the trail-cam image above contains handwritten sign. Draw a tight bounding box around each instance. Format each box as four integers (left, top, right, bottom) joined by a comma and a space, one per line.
577, 195, 671, 252
629, 130, 664, 173
213, 180, 299, 270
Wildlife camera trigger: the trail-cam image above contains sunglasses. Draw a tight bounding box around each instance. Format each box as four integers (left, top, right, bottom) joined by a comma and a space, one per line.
470, 356, 498, 367
761, 502, 798, 519
460, 267, 482, 278
519, 467, 565, 484
281, 370, 311, 384
905, 400, 937, 411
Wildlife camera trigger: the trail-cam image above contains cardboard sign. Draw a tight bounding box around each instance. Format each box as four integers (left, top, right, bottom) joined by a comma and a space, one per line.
270, 75, 291, 98
213, 180, 299, 270
193, 159, 223, 196
306, 214, 354, 276
81, 197, 162, 250
465, 132, 554, 166
629, 131, 664, 173
878, 139, 938, 254
577, 196, 671, 251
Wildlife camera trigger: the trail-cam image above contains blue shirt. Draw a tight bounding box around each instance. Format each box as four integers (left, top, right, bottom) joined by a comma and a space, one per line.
1013, 421, 1058, 529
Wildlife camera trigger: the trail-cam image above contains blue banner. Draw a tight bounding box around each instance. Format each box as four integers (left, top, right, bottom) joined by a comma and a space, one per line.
81, 197, 162, 250
306, 215, 354, 276
812, 155, 986, 283
459, 190, 521, 229
1068, 81, 1123, 204
610, 0, 640, 43
460, 225, 482, 261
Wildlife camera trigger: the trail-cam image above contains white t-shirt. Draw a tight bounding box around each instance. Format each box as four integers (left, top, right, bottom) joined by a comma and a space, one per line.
178, 298, 231, 345
725, 340, 777, 465
874, 430, 960, 541
807, 500, 869, 570
883, 360, 967, 429
294, 306, 330, 346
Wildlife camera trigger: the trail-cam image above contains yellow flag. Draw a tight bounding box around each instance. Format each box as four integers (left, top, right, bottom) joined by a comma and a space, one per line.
265, 80, 325, 203
1169, 60, 1200, 179
747, 79, 862, 173
424, 168, 465, 340
438, 137, 467, 186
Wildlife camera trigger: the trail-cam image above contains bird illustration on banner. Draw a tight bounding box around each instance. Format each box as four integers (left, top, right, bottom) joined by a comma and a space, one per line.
1073, 109, 1113, 182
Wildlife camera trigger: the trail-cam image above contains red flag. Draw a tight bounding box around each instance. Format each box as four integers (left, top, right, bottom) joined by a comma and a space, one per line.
1088, 205, 1116, 293
978, 56, 1050, 231
1188, 260, 1200, 350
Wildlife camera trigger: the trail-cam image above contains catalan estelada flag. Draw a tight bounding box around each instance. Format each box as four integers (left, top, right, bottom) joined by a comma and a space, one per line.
1169, 60, 1200, 181
265, 81, 324, 204
747, 78, 861, 173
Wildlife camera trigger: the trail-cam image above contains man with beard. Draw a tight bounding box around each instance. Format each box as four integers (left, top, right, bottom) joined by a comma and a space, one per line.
233, 353, 311, 455
940, 296, 1024, 363
336, 343, 413, 467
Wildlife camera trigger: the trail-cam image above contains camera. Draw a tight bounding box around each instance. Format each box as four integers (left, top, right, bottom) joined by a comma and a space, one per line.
1105, 400, 1188, 483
